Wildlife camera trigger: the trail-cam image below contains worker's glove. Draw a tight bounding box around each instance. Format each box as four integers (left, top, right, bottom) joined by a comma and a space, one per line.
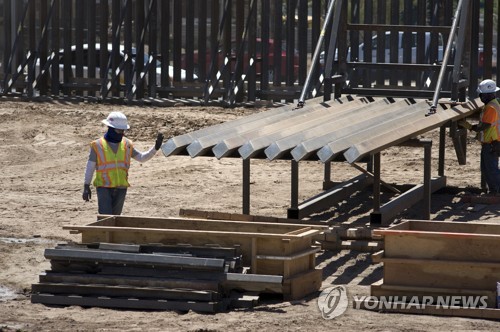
458, 120, 472, 130
155, 132, 164, 151
82, 184, 92, 201
470, 124, 479, 132
492, 141, 500, 156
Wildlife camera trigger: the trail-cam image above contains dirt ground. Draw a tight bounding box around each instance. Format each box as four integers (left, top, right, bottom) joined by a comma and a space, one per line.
1, 99, 500, 331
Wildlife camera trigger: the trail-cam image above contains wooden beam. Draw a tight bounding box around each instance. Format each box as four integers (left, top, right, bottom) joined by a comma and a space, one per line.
255, 246, 320, 261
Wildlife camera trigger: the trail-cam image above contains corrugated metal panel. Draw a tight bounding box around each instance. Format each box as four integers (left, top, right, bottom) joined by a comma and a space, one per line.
161, 97, 481, 162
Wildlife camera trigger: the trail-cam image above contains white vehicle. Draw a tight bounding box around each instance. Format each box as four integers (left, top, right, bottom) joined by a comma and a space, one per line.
31, 43, 196, 84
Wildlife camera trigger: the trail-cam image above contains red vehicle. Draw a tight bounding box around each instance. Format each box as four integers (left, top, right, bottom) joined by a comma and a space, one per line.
182, 38, 299, 82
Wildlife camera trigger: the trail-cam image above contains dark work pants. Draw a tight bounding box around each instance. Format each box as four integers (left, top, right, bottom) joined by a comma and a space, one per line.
480, 143, 500, 194
96, 187, 128, 215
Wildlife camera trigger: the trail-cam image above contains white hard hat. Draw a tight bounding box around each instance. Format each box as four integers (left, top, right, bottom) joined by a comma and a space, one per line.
477, 79, 500, 94
102, 111, 130, 130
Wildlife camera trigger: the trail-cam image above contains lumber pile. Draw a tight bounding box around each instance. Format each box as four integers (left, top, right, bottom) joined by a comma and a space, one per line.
318, 226, 383, 252
364, 219, 500, 319
31, 242, 281, 312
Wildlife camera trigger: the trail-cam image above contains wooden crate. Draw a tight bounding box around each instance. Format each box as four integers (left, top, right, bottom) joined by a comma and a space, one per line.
372, 220, 500, 308
63, 215, 326, 299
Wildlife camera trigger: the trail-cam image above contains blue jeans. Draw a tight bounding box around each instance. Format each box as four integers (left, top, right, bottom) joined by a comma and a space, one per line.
480, 144, 500, 194
96, 187, 127, 215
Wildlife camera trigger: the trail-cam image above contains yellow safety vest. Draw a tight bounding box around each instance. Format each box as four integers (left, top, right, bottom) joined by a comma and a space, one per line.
91, 137, 132, 188
479, 98, 500, 143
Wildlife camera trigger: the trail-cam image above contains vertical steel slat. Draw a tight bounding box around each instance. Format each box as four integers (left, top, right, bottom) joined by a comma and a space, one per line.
62, 0, 72, 95
160, 0, 170, 88
123, 0, 133, 96
389, 0, 399, 87
185, 0, 195, 82
148, 0, 158, 97
87, 0, 96, 97
197, 0, 207, 80
291, 160, 299, 209
260, 0, 270, 91
99, 0, 109, 97
243, 159, 250, 215
375, 0, 385, 87
273, 0, 282, 86
362, 0, 372, 88
50, 0, 60, 95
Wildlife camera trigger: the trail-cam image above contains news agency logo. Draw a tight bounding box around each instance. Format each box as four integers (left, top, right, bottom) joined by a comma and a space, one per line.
317, 286, 489, 320
317, 285, 349, 319
353, 295, 488, 310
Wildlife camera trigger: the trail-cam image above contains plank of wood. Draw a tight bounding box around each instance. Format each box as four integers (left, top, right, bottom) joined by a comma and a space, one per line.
32, 283, 218, 302
382, 259, 500, 290
371, 250, 384, 264
266, 98, 412, 160
282, 268, 322, 300
63, 224, 322, 240
255, 246, 321, 261
139, 243, 240, 259
39, 272, 220, 291
31, 294, 225, 313
97, 214, 327, 231
44, 248, 226, 270
344, 98, 481, 163
317, 100, 429, 162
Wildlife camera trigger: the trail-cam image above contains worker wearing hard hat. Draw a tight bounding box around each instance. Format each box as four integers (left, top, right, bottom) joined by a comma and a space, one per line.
82, 111, 164, 215
464, 79, 500, 194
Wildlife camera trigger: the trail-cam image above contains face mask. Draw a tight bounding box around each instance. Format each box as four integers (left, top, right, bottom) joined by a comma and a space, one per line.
104, 127, 124, 143
480, 93, 495, 104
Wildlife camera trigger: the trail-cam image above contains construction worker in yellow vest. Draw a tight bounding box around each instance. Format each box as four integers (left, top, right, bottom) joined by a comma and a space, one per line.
82, 111, 164, 215
462, 79, 500, 194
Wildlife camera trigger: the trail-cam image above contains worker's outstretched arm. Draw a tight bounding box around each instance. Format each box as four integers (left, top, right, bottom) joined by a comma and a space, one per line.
132, 133, 164, 163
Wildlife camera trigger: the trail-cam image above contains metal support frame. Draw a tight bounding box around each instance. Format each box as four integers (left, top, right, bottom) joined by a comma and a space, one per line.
287, 160, 301, 219
371, 139, 438, 225
372, 152, 381, 213
242, 159, 250, 214
323, 161, 333, 190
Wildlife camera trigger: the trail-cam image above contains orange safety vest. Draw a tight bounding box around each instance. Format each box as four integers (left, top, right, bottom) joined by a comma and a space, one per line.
479, 98, 500, 143
91, 137, 132, 188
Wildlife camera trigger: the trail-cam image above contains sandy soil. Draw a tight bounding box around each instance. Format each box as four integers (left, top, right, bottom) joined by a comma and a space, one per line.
1, 99, 500, 331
